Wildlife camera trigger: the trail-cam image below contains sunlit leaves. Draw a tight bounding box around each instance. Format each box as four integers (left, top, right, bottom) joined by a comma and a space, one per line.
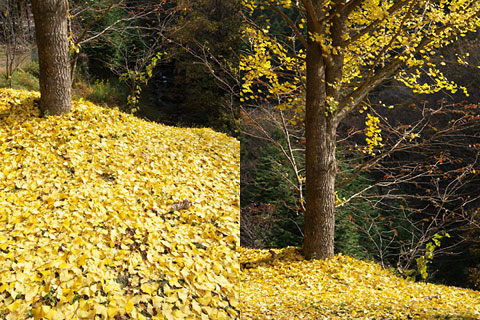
240, 26, 305, 112
242, 0, 480, 114
240, 247, 480, 319
0, 88, 240, 319
363, 113, 383, 155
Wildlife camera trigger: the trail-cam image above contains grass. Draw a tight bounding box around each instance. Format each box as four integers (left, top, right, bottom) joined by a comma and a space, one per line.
0, 71, 39, 91
0, 46, 39, 91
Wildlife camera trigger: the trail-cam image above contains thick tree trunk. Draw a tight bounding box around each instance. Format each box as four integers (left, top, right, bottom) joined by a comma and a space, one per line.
302, 8, 338, 260
31, 0, 71, 115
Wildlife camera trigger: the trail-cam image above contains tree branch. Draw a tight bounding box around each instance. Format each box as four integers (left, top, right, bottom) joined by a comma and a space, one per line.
344, 0, 411, 46
265, 0, 307, 48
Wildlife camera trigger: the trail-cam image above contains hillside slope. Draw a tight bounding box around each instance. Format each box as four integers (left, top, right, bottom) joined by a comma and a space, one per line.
240, 247, 480, 319
0, 89, 239, 319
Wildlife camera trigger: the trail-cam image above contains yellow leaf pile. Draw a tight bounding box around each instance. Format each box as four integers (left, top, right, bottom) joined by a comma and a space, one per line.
240, 247, 480, 319
0, 88, 239, 319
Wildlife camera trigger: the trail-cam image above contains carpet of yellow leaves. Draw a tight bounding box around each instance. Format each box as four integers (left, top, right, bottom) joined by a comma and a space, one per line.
0, 89, 239, 319
240, 247, 480, 319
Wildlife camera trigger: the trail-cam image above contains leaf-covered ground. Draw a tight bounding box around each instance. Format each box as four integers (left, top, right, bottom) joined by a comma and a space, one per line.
0, 88, 239, 319
240, 247, 480, 319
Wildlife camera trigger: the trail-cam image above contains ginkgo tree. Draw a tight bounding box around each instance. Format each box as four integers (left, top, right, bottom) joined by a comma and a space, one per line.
241, 0, 480, 259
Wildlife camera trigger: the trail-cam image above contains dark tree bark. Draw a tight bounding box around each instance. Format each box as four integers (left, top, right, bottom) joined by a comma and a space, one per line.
302, 2, 345, 260
303, 108, 338, 259
31, 0, 72, 115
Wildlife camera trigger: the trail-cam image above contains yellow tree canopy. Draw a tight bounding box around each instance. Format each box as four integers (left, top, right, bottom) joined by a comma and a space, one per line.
242, 0, 480, 119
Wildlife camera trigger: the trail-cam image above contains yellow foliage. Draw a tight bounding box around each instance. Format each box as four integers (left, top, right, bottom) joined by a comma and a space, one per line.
240, 26, 305, 112
0, 89, 240, 319
240, 247, 480, 319
242, 0, 480, 113
363, 113, 383, 155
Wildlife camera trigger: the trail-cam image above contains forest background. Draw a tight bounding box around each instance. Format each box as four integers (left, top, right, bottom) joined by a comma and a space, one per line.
0, 0, 240, 135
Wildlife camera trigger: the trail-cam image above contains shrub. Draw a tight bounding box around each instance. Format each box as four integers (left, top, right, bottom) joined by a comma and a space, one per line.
23, 61, 40, 78
83, 79, 126, 107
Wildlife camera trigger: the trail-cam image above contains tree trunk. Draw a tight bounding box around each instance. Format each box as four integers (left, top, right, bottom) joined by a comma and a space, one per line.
31, 0, 71, 115
302, 9, 338, 260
